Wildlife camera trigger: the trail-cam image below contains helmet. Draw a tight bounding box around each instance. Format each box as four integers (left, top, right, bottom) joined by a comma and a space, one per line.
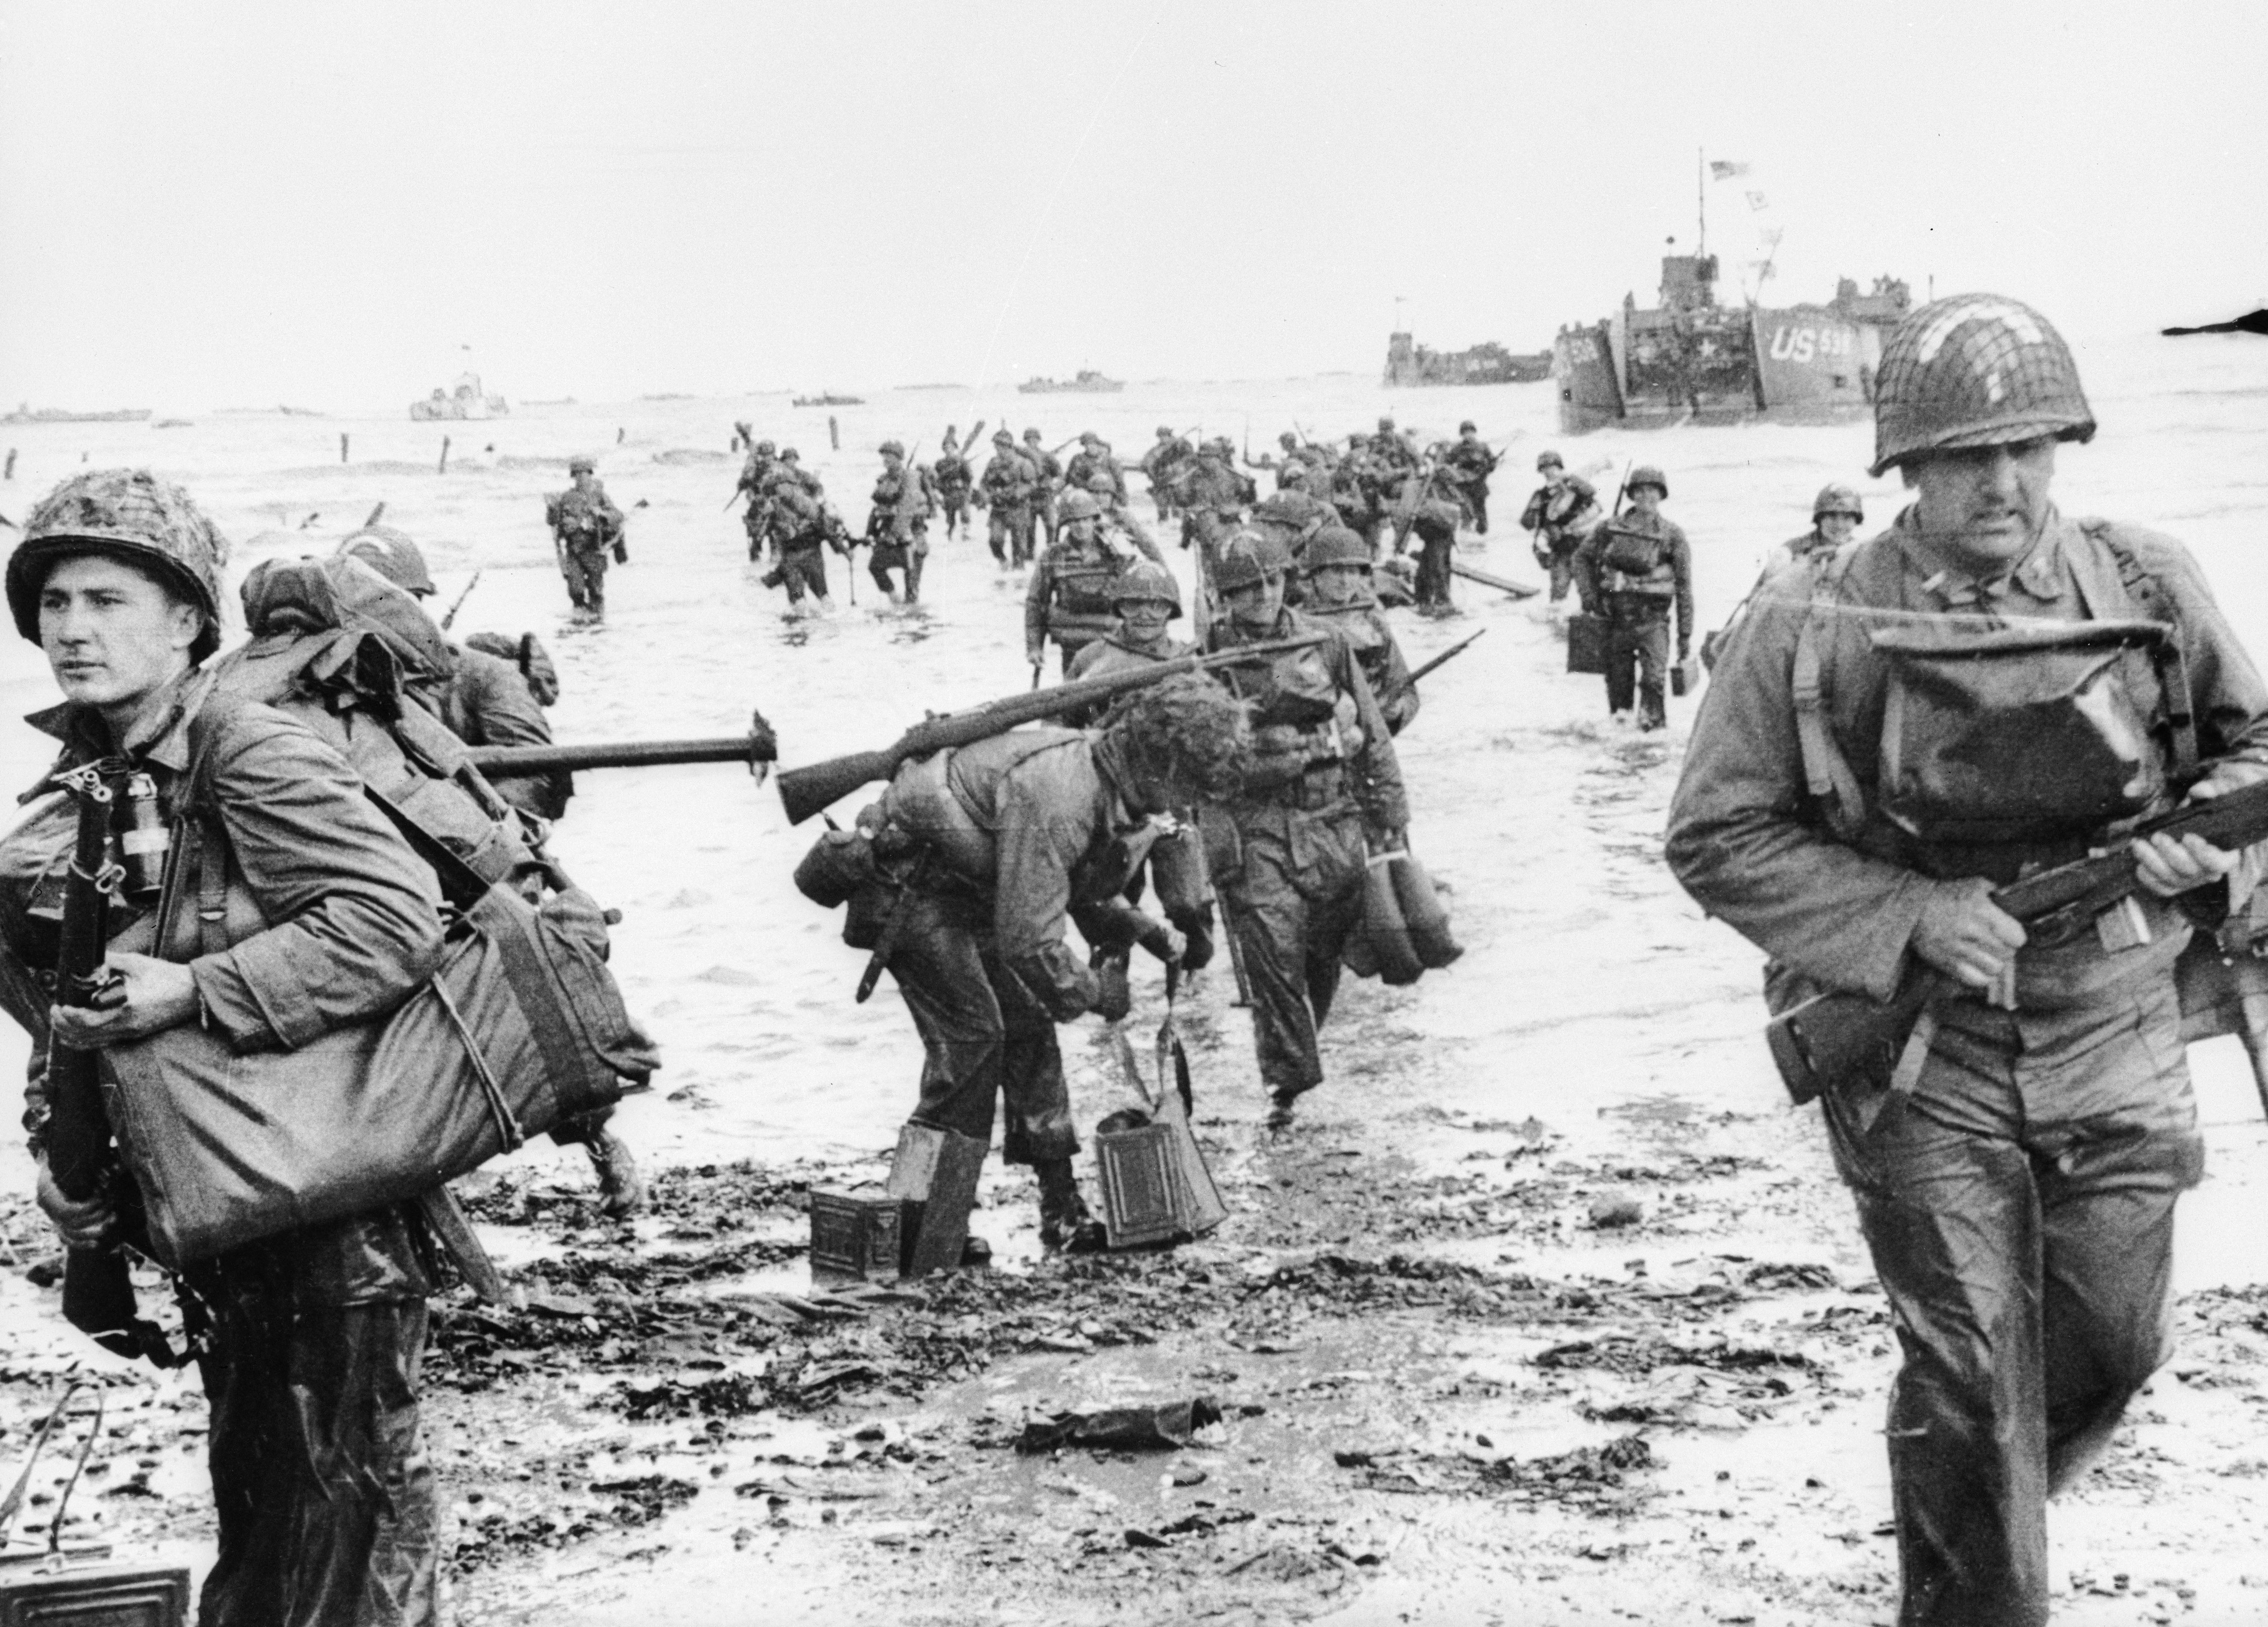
878, 439, 905, 458
1278, 431, 1298, 448
1536, 450, 1564, 472
1280, 462, 1309, 487
338, 525, 437, 597
1079, 431, 1101, 446
1812, 483, 1864, 522
1627, 465, 1669, 498
1056, 490, 1103, 523
1869, 292, 2094, 476
993, 430, 1014, 446
1111, 559, 1182, 617
1023, 428, 1043, 442
1084, 471, 1116, 495
755, 439, 776, 455
7, 468, 228, 661
1213, 529, 1288, 593
781, 446, 801, 461
1303, 526, 1372, 574
568, 455, 596, 475
1458, 419, 1477, 433
1156, 425, 1175, 438
1377, 415, 1396, 432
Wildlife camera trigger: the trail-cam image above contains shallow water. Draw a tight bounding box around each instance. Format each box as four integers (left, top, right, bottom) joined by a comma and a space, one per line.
3, 331, 2265, 1290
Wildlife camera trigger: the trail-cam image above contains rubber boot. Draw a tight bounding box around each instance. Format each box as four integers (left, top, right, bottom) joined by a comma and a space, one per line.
1035, 1159, 1104, 1254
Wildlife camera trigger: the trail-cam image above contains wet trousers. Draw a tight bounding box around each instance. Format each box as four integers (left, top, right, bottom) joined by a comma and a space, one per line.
887, 890, 1078, 1164
767, 543, 829, 604
190, 1213, 437, 1627
940, 493, 968, 537
1464, 486, 1490, 534
1820, 976, 2203, 1627
559, 544, 608, 613
1034, 492, 1058, 547
1603, 606, 1669, 727
1217, 804, 1366, 1100
869, 535, 927, 600
1412, 519, 1455, 610
988, 505, 1035, 567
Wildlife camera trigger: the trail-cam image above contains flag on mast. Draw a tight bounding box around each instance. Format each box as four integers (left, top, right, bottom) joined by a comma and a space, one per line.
1708, 160, 1750, 180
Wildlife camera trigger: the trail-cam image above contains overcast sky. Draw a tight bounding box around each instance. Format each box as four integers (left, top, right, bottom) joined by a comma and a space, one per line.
2, 0, 2261, 411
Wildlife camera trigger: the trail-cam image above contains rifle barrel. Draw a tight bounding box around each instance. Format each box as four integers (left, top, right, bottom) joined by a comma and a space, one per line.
464, 735, 770, 775
1407, 628, 1485, 684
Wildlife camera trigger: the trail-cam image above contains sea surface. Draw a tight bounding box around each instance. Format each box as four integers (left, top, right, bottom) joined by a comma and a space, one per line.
3, 330, 2265, 1283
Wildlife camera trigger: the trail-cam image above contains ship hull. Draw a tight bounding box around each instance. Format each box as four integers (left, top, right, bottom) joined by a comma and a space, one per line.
1552, 304, 1884, 433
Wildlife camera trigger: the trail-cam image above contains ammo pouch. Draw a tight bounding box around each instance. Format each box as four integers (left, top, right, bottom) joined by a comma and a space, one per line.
1230, 640, 1340, 729
1873, 618, 2173, 844
1601, 522, 1665, 577
794, 824, 896, 949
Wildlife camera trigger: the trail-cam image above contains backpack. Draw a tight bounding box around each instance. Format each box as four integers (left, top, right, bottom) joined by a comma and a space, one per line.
1601, 522, 1666, 577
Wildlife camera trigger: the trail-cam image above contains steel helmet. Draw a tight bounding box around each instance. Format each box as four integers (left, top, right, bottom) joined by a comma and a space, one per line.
1156, 425, 1175, 438
1303, 526, 1373, 574
1056, 490, 1104, 523
781, 446, 801, 461
1627, 465, 1669, 498
1079, 431, 1101, 445
993, 430, 1014, 446
1812, 483, 1864, 523
1023, 427, 1043, 441
1280, 461, 1309, 487
878, 439, 905, 458
1377, 415, 1396, 432
8, 468, 229, 661
1212, 529, 1288, 593
568, 455, 596, 475
1084, 471, 1117, 494
1537, 451, 1564, 472
338, 525, 437, 597
1112, 559, 1183, 618
1869, 292, 2095, 476
754, 439, 776, 455
1458, 419, 1477, 434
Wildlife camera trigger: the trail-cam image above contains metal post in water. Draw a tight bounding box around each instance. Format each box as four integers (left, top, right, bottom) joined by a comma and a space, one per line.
340, 433, 350, 464
828, 415, 840, 451
438, 435, 451, 474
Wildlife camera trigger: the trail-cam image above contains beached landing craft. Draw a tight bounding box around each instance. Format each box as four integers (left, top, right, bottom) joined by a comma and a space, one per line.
409, 372, 510, 421
1016, 370, 1126, 394
1382, 334, 1551, 387
1552, 257, 1910, 432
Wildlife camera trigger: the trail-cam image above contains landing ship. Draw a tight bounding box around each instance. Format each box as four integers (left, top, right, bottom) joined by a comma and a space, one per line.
1551, 256, 1910, 433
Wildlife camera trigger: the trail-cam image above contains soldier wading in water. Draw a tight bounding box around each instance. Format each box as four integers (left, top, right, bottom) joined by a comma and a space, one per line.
1670, 293, 2268, 1627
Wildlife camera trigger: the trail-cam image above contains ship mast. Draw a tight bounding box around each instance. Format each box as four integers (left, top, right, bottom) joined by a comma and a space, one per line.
1696, 147, 1706, 258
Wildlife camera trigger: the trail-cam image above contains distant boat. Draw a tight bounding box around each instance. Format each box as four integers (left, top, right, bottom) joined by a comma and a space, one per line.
792, 392, 864, 407
901, 382, 966, 391
152, 418, 194, 429
1383, 336, 1551, 387
2163, 309, 2268, 337
3, 404, 152, 424
410, 372, 510, 421
1018, 370, 1125, 395
641, 392, 695, 401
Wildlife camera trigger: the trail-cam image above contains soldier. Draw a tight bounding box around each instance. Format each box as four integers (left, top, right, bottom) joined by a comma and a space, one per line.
735, 436, 778, 503
1665, 292, 2268, 1627
863, 674, 1250, 1250
1329, 437, 1388, 551
1440, 420, 1500, 534
1173, 438, 1256, 562
755, 475, 839, 612
978, 428, 1038, 570
1141, 425, 1195, 521
1063, 431, 1128, 507
2, 470, 449, 1623
932, 432, 975, 541
1064, 561, 1193, 695
1021, 428, 1064, 548
1024, 490, 1164, 679
1393, 466, 1467, 617
546, 455, 626, 616
1370, 414, 1420, 473
1520, 451, 1603, 608
1247, 462, 1339, 591
1242, 430, 1308, 490
1202, 531, 1407, 1121
1783, 482, 1864, 565
1572, 465, 1692, 730
334, 527, 645, 1216
866, 440, 937, 604
1300, 526, 1419, 735
776, 445, 824, 497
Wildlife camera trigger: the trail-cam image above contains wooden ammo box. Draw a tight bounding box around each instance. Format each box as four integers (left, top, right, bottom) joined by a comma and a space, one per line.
808, 1188, 903, 1286
0, 1562, 190, 1627
884, 1124, 987, 1276
1095, 1122, 1188, 1249
1566, 613, 1609, 675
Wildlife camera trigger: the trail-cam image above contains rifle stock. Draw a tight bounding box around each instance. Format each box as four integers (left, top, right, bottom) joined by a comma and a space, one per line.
1764, 777, 2268, 1103
775, 636, 1323, 825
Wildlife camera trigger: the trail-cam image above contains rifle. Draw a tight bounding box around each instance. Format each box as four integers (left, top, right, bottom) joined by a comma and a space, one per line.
1408, 628, 1485, 684
1767, 779, 2268, 1107
1609, 458, 1634, 516
439, 570, 482, 632
776, 635, 1327, 825
462, 715, 778, 780
1450, 561, 1540, 599
47, 765, 175, 1367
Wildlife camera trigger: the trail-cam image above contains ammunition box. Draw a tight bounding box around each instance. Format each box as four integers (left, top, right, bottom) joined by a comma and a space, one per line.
0, 1561, 190, 1627
808, 1189, 903, 1286
1095, 1123, 1187, 1248
1566, 612, 1609, 675
885, 1124, 987, 1276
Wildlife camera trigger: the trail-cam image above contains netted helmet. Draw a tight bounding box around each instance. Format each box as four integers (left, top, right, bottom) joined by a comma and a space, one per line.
1869, 293, 2094, 476
1627, 465, 1669, 498
1812, 483, 1864, 523
337, 525, 437, 597
8, 468, 229, 661
878, 439, 905, 458
1537, 451, 1564, 472
1213, 529, 1288, 593
755, 439, 776, 456
992, 430, 1014, 446
1056, 490, 1103, 523
1111, 559, 1183, 617
568, 455, 596, 475
1303, 526, 1372, 574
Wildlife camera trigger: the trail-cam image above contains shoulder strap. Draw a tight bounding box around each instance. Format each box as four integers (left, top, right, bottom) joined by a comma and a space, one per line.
2084, 519, 2199, 781
1790, 549, 1869, 842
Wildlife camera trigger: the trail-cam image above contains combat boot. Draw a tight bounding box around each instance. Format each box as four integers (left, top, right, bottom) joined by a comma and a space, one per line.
1035, 1159, 1104, 1254
905, 554, 925, 604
